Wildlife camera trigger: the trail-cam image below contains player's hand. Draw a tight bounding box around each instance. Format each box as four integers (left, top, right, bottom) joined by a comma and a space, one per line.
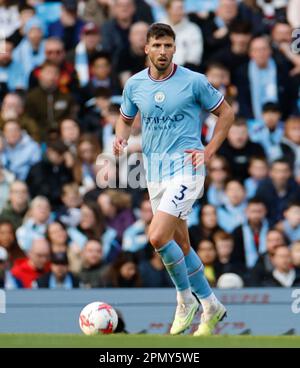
113, 136, 128, 156
184, 148, 214, 168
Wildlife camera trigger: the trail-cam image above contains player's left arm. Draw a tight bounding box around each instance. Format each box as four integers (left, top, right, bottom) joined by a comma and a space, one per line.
205, 99, 235, 161
185, 99, 235, 168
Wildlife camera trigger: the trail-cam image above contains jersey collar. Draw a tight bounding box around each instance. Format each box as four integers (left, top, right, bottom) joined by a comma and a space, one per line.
148, 63, 177, 82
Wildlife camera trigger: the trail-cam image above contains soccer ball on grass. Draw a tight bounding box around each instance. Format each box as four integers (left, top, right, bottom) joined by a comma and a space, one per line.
79, 301, 118, 335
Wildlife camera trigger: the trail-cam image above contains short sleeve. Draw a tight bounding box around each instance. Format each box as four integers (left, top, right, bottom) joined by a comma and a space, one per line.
120, 81, 138, 120
194, 74, 224, 112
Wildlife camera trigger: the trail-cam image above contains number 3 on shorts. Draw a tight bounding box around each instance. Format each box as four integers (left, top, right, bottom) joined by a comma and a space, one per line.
174, 185, 188, 201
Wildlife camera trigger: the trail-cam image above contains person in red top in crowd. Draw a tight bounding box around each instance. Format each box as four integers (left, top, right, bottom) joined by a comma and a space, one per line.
11, 238, 51, 288
29, 37, 79, 95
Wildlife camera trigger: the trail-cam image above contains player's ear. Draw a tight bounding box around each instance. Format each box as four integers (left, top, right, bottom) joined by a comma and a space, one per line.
145, 44, 149, 55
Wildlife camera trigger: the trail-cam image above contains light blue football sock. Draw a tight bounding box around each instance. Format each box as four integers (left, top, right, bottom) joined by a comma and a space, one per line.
185, 247, 212, 299
157, 240, 190, 291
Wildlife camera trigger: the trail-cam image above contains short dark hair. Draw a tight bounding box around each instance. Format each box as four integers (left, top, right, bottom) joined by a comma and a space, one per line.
47, 140, 68, 155
91, 51, 111, 65
229, 20, 252, 35
271, 158, 292, 169
262, 102, 281, 113
146, 23, 175, 42
248, 197, 267, 207
206, 62, 229, 73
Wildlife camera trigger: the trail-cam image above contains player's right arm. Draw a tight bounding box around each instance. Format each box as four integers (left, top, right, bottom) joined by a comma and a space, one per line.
113, 79, 138, 156
113, 115, 134, 156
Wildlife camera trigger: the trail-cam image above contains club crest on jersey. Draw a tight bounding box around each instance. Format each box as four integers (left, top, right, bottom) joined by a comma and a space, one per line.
154, 91, 165, 103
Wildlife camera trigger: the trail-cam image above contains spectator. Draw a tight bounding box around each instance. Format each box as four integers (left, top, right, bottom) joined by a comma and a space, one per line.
101, 0, 137, 62
271, 22, 300, 77
0, 41, 26, 100
256, 159, 300, 226
217, 180, 247, 233
291, 240, 300, 269
48, 0, 85, 51
6, 4, 35, 48
204, 156, 230, 207
262, 246, 300, 287
231, 197, 269, 269
0, 180, 29, 229
25, 61, 76, 141
98, 189, 136, 241
116, 21, 148, 88
73, 134, 101, 194
16, 196, 52, 253
139, 243, 173, 287
122, 197, 152, 253
11, 238, 51, 288
0, 219, 25, 266
234, 35, 292, 120
0, 120, 42, 180
0, 92, 40, 142
79, 239, 107, 288
83, 0, 111, 26
218, 118, 265, 181
0, 164, 14, 212
101, 251, 142, 287
46, 220, 86, 274
77, 201, 119, 262
213, 230, 245, 277
80, 87, 112, 140
275, 201, 300, 243
250, 228, 288, 286
56, 182, 82, 228
247, 102, 284, 162
29, 37, 79, 95
71, 22, 103, 87
280, 117, 300, 182
189, 204, 222, 249
199, 0, 239, 61
26, 140, 73, 208
36, 251, 80, 289
59, 118, 81, 155
244, 156, 269, 199
12, 16, 46, 85
0, 246, 21, 289
195, 239, 218, 287
162, 0, 203, 69
210, 21, 251, 77
80, 51, 120, 103
203, 63, 236, 143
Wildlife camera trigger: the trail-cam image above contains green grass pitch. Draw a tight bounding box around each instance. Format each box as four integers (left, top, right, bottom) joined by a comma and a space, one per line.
0, 334, 300, 348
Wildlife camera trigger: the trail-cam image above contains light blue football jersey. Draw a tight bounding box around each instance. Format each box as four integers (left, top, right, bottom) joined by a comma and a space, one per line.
120, 64, 224, 182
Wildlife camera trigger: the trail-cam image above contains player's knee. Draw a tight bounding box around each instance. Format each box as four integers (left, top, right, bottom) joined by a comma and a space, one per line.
149, 231, 168, 249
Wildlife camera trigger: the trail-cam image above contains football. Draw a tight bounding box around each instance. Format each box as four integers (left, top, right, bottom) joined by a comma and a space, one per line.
79, 301, 118, 335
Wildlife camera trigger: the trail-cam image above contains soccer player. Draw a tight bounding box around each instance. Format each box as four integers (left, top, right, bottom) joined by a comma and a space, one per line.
113, 23, 235, 336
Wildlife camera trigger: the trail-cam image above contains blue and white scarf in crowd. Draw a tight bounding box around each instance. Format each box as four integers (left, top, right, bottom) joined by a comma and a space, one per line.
249, 58, 278, 120
242, 219, 269, 268
75, 41, 89, 87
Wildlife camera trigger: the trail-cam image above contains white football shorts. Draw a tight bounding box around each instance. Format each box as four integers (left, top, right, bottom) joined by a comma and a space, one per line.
147, 173, 205, 220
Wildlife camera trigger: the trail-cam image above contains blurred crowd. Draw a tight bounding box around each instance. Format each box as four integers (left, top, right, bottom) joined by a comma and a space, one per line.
0, 0, 300, 290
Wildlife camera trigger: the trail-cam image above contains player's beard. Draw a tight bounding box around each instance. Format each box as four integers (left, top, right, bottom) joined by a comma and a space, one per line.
149, 55, 172, 72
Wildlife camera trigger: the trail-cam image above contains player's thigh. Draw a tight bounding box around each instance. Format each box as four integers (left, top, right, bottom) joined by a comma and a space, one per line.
174, 219, 191, 255
157, 175, 204, 221
148, 210, 182, 248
